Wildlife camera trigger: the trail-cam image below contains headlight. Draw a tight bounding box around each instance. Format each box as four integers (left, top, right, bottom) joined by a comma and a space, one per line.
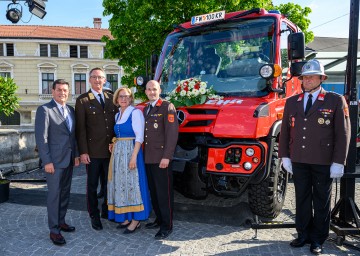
259, 64, 282, 79
245, 148, 255, 156
259, 64, 274, 79
134, 76, 145, 86
243, 162, 252, 170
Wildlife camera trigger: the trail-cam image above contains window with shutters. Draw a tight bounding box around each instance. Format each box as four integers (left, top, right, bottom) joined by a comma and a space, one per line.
70, 45, 78, 58
0, 44, 4, 56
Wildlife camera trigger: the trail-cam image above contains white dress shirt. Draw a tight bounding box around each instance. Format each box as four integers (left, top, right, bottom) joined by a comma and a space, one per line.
54, 100, 72, 129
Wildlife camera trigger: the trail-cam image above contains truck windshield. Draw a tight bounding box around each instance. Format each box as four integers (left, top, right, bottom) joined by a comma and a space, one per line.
158, 17, 276, 97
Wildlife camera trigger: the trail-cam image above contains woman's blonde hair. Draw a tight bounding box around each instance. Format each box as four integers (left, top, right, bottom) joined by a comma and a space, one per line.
113, 87, 134, 106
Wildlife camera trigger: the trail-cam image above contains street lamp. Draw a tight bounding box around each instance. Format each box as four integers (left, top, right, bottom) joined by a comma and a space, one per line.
6, 1, 22, 23
27, 0, 46, 19
3, 0, 47, 24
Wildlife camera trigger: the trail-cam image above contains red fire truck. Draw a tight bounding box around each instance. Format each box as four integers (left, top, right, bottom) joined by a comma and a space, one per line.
137, 8, 307, 219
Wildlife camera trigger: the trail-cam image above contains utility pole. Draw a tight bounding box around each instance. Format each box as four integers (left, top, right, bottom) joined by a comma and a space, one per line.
330, 0, 360, 245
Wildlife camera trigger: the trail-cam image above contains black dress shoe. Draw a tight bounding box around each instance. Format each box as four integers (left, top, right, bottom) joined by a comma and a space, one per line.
59, 223, 75, 232
123, 222, 141, 234
310, 242, 323, 255
100, 212, 108, 219
145, 220, 160, 229
155, 228, 173, 240
116, 222, 130, 229
91, 217, 103, 230
50, 233, 66, 245
290, 238, 309, 247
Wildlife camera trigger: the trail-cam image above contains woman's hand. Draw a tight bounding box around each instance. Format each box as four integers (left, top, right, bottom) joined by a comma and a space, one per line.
109, 143, 114, 153
129, 155, 137, 170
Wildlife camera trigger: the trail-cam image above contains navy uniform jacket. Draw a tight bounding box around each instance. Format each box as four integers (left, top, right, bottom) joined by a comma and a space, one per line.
75, 90, 117, 158
279, 88, 351, 165
143, 98, 179, 164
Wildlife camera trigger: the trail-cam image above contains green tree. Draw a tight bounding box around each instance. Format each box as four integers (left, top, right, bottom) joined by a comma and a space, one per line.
0, 76, 19, 116
102, 0, 312, 97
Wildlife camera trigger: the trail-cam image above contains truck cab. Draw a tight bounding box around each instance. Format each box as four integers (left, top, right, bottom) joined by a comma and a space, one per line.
143, 8, 306, 218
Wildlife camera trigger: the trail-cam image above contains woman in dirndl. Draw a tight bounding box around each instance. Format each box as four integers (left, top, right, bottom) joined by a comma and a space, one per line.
108, 87, 151, 234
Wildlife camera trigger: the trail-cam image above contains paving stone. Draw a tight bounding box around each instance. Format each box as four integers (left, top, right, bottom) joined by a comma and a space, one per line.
1, 165, 360, 255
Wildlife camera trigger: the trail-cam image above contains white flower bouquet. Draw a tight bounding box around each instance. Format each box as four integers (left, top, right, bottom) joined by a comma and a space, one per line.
165, 78, 222, 107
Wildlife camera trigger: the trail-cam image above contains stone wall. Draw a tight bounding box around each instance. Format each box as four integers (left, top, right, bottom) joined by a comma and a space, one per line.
0, 127, 39, 174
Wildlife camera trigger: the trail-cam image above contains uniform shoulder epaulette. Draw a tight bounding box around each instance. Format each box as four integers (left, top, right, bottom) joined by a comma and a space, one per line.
327, 91, 343, 97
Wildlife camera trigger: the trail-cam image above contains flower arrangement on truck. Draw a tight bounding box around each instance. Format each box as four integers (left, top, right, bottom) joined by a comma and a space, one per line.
135, 8, 308, 219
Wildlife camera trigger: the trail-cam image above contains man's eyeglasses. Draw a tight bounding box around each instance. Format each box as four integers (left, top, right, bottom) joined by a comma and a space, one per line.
90, 76, 105, 80
118, 95, 131, 99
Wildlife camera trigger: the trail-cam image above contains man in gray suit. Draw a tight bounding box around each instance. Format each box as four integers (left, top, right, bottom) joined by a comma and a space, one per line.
35, 79, 80, 245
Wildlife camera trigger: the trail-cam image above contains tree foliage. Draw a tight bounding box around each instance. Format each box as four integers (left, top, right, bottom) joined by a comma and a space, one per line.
102, 0, 313, 97
0, 76, 19, 117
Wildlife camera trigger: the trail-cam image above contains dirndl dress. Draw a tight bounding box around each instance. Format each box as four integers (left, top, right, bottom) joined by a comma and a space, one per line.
107, 111, 151, 222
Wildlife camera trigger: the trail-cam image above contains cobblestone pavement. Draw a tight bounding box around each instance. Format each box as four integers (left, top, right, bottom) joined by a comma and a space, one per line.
0, 165, 359, 255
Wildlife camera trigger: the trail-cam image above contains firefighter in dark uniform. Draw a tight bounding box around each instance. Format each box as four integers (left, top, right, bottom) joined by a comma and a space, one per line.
279, 59, 351, 255
75, 67, 117, 230
143, 80, 178, 240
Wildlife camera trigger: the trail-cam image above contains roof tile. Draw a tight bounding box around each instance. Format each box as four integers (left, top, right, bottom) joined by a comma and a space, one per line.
0, 25, 112, 40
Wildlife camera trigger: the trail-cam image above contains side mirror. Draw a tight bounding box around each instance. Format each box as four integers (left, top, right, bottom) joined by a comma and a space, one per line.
290, 61, 306, 76
151, 54, 158, 75
288, 32, 305, 60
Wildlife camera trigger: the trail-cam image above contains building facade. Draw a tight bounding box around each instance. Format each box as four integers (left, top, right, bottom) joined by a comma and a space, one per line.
0, 19, 122, 125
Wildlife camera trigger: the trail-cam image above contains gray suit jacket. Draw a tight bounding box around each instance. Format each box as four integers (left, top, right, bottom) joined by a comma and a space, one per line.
35, 99, 79, 168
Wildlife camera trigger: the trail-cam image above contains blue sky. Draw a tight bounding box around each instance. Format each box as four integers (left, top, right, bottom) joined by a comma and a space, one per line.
0, 0, 354, 38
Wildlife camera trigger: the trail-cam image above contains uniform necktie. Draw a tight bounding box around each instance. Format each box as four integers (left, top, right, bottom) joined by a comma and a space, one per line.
305, 94, 313, 115
147, 104, 153, 115
61, 106, 71, 130
98, 94, 105, 109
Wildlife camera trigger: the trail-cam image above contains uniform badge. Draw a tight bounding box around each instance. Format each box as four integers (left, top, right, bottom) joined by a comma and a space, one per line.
89, 93, 95, 100
318, 118, 324, 124
325, 119, 331, 125
318, 94, 325, 101
168, 114, 175, 123
154, 123, 158, 129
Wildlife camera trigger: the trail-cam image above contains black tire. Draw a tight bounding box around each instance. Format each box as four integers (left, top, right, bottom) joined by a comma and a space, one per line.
248, 142, 288, 219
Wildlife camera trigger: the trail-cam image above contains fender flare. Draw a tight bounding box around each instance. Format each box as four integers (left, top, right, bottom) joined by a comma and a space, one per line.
250, 119, 282, 184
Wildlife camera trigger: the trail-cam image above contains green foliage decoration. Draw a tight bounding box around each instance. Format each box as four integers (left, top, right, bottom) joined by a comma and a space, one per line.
102, 0, 313, 99
0, 76, 19, 116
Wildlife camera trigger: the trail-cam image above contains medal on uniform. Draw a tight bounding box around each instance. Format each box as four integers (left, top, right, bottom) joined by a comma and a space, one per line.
325, 119, 330, 125
154, 123, 158, 129
318, 118, 324, 124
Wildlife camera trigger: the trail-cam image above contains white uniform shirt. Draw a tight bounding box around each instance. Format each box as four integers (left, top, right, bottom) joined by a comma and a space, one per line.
115, 106, 144, 143
303, 87, 321, 111
91, 88, 105, 105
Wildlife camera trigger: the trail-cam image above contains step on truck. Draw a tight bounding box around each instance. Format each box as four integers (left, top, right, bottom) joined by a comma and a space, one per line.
136, 8, 307, 219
